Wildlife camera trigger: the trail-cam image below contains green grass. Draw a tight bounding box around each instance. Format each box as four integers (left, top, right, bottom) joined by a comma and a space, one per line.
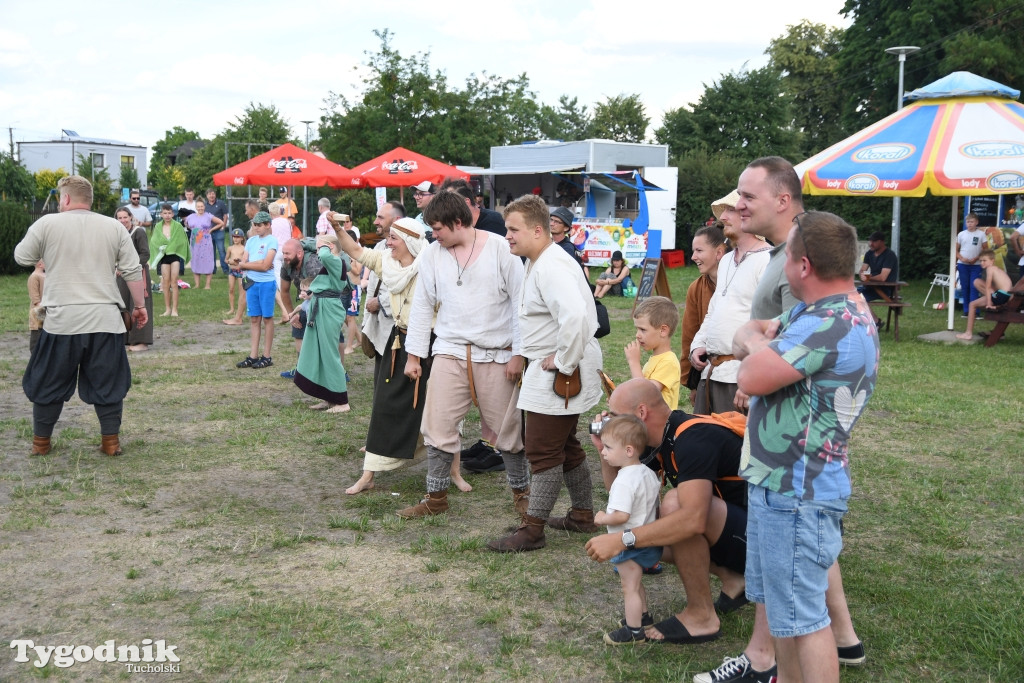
0, 266, 1022, 681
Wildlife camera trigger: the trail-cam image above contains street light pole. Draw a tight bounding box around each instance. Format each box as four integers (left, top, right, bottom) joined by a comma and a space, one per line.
300, 120, 313, 236
884, 45, 920, 258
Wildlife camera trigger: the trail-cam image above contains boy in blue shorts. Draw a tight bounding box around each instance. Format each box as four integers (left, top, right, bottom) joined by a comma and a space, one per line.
233, 211, 278, 369
596, 414, 662, 645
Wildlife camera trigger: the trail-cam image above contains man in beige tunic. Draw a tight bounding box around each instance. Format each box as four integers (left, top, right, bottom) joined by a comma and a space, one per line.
15, 175, 148, 457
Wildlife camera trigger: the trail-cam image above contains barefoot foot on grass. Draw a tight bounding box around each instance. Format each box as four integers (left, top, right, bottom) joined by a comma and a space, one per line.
345, 477, 375, 495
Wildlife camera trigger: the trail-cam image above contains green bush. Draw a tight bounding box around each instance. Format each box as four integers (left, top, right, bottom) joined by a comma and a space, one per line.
0, 201, 32, 275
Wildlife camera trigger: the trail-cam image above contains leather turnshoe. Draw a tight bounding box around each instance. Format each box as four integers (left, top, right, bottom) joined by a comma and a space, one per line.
547, 507, 599, 533
396, 491, 448, 518
488, 515, 547, 552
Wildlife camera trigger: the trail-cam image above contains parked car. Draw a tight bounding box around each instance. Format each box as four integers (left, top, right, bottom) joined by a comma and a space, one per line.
148, 199, 179, 217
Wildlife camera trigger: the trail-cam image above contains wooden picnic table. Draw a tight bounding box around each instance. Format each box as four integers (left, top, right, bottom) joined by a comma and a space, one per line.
866, 281, 909, 341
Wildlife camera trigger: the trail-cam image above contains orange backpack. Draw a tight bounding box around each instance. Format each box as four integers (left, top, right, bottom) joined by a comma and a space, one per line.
658, 412, 746, 490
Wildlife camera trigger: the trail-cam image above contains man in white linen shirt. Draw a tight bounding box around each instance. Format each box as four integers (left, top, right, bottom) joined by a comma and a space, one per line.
488, 194, 603, 552
689, 190, 770, 414
398, 191, 529, 519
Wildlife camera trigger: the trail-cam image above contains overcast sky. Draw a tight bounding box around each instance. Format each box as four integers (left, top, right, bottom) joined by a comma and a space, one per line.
1, 0, 849, 158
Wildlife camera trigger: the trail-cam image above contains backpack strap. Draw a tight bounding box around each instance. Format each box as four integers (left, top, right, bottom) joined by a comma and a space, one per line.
671, 413, 746, 494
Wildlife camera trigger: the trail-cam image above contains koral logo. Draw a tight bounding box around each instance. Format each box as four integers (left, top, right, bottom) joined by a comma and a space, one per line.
852, 144, 914, 162
961, 141, 1024, 158
380, 159, 419, 175
988, 171, 1024, 191
846, 174, 879, 193
267, 156, 308, 174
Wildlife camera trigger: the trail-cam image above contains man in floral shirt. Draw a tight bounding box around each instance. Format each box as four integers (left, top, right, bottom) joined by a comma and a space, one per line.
733, 210, 879, 683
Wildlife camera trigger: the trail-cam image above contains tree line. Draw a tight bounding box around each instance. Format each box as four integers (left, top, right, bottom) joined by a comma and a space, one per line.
4, 2, 1024, 278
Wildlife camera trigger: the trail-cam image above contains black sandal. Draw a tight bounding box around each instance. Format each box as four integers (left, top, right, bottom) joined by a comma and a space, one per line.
236, 356, 257, 368
252, 356, 273, 369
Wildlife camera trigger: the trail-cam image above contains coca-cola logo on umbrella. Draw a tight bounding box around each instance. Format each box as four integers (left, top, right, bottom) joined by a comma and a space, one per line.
267, 156, 308, 174
380, 159, 419, 174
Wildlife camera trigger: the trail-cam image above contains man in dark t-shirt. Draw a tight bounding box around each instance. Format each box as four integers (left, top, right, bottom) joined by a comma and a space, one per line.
857, 231, 899, 301
585, 378, 747, 643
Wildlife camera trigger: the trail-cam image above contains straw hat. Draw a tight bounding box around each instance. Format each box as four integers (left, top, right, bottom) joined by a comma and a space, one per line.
711, 190, 740, 219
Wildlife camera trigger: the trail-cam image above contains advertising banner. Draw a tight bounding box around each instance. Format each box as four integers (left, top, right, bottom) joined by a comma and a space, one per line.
571, 219, 647, 267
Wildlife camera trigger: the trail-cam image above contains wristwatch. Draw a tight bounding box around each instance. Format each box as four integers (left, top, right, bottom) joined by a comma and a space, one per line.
622, 529, 636, 549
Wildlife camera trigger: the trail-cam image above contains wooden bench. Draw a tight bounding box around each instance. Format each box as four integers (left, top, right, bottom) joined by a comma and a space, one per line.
865, 281, 909, 341
981, 286, 1024, 347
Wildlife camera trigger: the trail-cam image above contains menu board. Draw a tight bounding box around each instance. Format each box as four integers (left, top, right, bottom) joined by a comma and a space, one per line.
967, 196, 1001, 226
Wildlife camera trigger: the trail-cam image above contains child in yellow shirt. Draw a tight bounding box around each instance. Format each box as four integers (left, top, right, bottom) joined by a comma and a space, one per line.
625, 296, 680, 408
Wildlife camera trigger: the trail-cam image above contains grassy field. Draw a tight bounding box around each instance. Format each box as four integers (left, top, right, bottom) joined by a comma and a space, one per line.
0, 262, 1022, 682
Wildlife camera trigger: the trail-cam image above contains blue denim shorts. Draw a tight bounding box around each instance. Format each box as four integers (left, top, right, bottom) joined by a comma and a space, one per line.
745, 484, 846, 638
246, 280, 276, 318
610, 545, 662, 569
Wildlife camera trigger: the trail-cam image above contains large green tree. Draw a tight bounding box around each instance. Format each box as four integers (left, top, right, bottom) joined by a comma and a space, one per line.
837, 0, 1024, 130
183, 103, 295, 194
539, 95, 592, 141
766, 21, 845, 158
685, 66, 800, 160
319, 30, 546, 167
590, 94, 649, 143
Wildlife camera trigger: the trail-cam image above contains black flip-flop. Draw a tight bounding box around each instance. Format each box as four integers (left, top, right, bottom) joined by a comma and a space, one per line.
648, 616, 721, 645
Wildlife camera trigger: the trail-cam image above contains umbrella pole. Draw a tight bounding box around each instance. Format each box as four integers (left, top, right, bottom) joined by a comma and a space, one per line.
948, 196, 958, 331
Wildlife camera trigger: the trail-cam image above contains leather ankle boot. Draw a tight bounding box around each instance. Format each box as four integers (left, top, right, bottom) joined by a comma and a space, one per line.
31, 435, 51, 456
547, 507, 599, 533
100, 434, 122, 456
396, 490, 449, 518
487, 514, 547, 552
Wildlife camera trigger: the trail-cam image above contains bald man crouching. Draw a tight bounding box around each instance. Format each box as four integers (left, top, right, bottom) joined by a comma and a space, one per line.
585, 378, 748, 644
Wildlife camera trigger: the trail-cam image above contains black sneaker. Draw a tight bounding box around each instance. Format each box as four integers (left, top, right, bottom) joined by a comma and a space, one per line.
461, 439, 499, 463
463, 449, 505, 473
252, 356, 273, 369
618, 611, 654, 628
236, 356, 257, 368
693, 653, 776, 683
603, 625, 647, 645
837, 641, 866, 666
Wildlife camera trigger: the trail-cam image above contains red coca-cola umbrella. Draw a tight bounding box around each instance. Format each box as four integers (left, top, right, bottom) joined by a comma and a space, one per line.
344, 146, 469, 188
213, 143, 354, 187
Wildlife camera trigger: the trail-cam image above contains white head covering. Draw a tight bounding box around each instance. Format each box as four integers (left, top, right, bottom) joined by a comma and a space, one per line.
381, 217, 427, 293
391, 217, 427, 258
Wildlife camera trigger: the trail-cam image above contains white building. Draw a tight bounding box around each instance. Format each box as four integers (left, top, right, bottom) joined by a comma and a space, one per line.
17, 130, 147, 189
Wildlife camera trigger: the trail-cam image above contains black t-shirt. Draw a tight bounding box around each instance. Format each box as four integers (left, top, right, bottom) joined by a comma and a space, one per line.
555, 236, 585, 270
864, 247, 898, 283
475, 208, 507, 235
654, 411, 745, 509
